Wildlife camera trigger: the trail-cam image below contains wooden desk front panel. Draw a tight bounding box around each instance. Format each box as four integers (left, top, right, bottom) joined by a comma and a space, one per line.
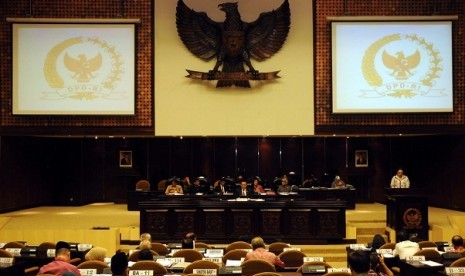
140, 201, 346, 243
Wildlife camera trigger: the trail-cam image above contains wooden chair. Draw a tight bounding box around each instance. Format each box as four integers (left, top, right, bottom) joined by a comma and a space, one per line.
183, 260, 220, 274
222, 248, 248, 264
129, 260, 168, 274
157, 180, 168, 191
128, 250, 159, 262
321, 272, 351, 276
241, 259, 276, 274
253, 272, 282, 276
413, 249, 441, 259
25, 266, 40, 276
151, 242, 170, 256
450, 256, 465, 267
297, 261, 332, 273
418, 241, 437, 249
278, 250, 307, 268
195, 242, 212, 249
379, 242, 396, 250
2, 241, 25, 249
225, 241, 252, 252
136, 179, 151, 191
268, 242, 290, 255
77, 260, 110, 274
173, 249, 204, 262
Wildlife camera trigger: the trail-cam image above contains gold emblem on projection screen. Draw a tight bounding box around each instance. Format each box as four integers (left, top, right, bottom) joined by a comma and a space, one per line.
176, 0, 290, 88
43, 37, 125, 100
361, 34, 444, 99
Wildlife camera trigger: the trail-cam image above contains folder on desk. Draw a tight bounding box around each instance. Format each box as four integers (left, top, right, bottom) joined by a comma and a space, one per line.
302, 265, 326, 274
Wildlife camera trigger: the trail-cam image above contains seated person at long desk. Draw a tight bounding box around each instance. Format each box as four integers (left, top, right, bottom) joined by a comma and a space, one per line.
165, 177, 184, 195
302, 174, 319, 188
390, 169, 410, 188
331, 175, 346, 189
235, 180, 253, 197
214, 177, 233, 194
186, 176, 208, 194
277, 178, 292, 193
253, 177, 265, 194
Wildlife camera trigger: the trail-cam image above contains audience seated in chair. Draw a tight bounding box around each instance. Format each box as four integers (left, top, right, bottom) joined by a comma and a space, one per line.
368, 252, 394, 276
369, 234, 386, 252
183, 260, 220, 274
84, 246, 107, 262
244, 236, 284, 269
451, 235, 465, 252
111, 252, 128, 276
393, 230, 420, 259
77, 260, 110, 274
37, 241, 81, 276
241, 259, 277, 275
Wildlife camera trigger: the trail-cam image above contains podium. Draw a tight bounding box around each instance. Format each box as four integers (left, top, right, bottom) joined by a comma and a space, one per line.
385, 188, 429, 241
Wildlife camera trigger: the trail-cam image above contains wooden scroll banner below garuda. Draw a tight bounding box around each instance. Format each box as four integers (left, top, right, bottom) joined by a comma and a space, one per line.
176, 0, 291, 88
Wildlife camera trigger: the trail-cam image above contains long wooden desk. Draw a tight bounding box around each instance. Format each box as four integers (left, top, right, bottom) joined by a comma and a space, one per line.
128, 188, 356, 211
140, 200, 346, 244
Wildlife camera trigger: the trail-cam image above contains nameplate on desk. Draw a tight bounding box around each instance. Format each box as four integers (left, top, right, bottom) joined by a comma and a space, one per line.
79, 268, 97, 276
203, 257, 223, 264
47, 249, 56, 257
225, 259, 242, 267
376, 249, 393, 254
165, 257, 185, 264
445, 267, 465, 275
406, 255, 425, 261
349, 244, 367, 250
205, 249, 224, 257
5, 248, 21, 256
78, 243, 93, 251
129, 270, 154, 276
0, 257, 13, 264
193, 268, 217, 275
156, 258, 172, 267
283, 247, 301, 251
327, 268, 351, 273
422, 247, 438, 251
219, 266, 242, 274
303, 257, 324, 262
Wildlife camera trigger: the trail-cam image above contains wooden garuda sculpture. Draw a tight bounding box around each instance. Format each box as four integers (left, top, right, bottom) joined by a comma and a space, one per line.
176, 0, 290, 88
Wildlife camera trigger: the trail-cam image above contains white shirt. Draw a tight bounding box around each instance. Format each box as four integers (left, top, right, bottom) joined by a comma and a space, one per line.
394, 240, 420, 259
390, 175, 410, 188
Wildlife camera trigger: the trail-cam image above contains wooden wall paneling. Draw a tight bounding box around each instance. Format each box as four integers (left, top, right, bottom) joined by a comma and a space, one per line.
170, 138, 193, 178
214, 138, 237, 180
236, 138, 259, 181
321, 137, 347, 187
258, 138, 281, 187
81, 139, 106, 204
302, 137, 325, 186
148, 138, 171, 184
281, 137, 303, 184
192, 138, 215, 182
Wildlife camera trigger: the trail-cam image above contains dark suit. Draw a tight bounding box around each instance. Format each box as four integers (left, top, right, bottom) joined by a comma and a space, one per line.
235, 186, 253, 197
214, 184, 233, 194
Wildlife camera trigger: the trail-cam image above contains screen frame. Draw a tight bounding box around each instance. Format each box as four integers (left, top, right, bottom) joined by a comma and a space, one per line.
329, 16, 457, 114
11, 19, 138, 116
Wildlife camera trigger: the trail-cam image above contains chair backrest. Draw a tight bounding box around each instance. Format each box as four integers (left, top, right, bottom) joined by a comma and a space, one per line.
136, 180, 151, 191
413, 249, 441, 259
37, 242, 56, 251
129, 260, 168, 274
183, 260, 220, 274
222, 249, 248, 264
321, 272, 351, 276
278, 250, 307, 268
0, 248, 14, 258
253, 272, 282, 276
225, 241, 252, 252
379, 242, 396, 250
157, 180, 168, 191
3, 241, 25, 249
268, 242, 290, 255
451, 256, 465, 267
151, 242, 169, 256
418, 241, 437, 249
241, 259, 276, 274
173, 249, 204, 262
195, 242, 212, 249
128, 250, 159, 262
77, 260, 110, 274
297, 261, 332, 272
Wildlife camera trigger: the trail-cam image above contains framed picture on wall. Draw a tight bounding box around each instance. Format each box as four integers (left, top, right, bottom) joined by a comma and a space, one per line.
119, 150, 132, 168
355, 150, 368, 167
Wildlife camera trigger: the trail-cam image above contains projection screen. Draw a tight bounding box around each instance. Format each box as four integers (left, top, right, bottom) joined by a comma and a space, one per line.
331, 19, 454, 113
12, 23, 136, 115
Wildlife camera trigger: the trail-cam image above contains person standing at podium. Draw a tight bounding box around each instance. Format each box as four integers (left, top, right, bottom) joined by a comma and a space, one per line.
390, 169, 410, 188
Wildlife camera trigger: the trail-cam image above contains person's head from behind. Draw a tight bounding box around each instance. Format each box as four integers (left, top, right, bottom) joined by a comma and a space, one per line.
396, 229, 409, 242
182, 237, 194, 249
85, 246, 107, 262
186, 232, 197, 241
140, 233, 151, 242
371, 234, 386, 251
138, 248, 153, 261
250, 236, 266, 250
348, 250, 370, 274
452, 235, 464, 248
139, 239, 152, 250
369, 253, 380, 271
111, 252, 128, 276
55, 241, 71, 261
